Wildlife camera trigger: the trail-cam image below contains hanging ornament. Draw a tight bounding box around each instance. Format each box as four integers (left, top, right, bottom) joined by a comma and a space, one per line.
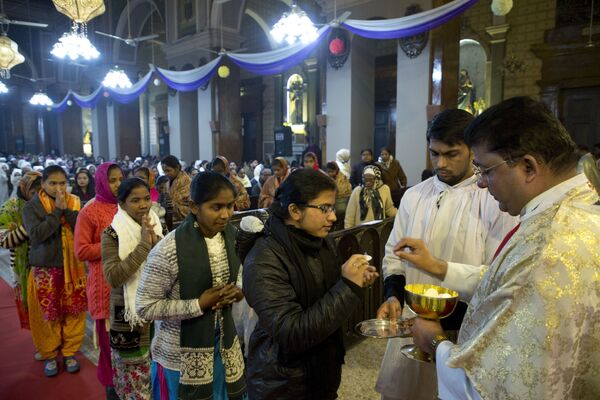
0, 34, 25, 79
327, 28, 350, 70
218, 65, 230, 78
329, 38, 345, 56
491, 0, 513, 16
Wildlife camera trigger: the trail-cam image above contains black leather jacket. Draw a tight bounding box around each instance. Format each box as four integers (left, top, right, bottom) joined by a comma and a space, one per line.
243, 235, 362, 400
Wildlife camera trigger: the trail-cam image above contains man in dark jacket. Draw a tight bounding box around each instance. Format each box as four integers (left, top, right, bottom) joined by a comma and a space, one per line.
22, 165, 86, 378
350, 148, 376, 188
250, 167, 272, 197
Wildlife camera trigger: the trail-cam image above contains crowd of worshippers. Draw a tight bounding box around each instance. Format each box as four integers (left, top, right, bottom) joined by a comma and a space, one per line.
0, 95, 599, 400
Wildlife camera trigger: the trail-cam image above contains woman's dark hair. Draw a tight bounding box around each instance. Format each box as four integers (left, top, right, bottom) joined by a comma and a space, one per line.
270, 169, 336, 219
71, 169, 96, 198
427, 109, 474, 146
360, 148, 373, 156
134, 166, 150, 179
464, 96, 579, 173
161, 155, 181, 170
380, 147, 392, 154
190, 171, 236, 206
117, 177, 149, 203
156, 175, 169, 186
42, 165, 68, 181
326, 161, 339, 171
211, 157, 226, 169
304, 152, 317, 161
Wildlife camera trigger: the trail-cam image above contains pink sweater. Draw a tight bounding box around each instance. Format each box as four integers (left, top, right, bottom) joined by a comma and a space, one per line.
74, 199, 118, 320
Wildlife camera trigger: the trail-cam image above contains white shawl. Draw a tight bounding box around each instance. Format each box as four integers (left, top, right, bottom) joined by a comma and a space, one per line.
111, 205, 163, 328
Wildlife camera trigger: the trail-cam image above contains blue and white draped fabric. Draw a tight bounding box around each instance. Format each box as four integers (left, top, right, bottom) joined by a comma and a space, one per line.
51, 92, 71, 112
47, 0, 476, 111
341, 0, 477, 39
154, 56, 222, 91
227, 25, 331, 75
107, 69, 154, 103
72, 86, 103, 108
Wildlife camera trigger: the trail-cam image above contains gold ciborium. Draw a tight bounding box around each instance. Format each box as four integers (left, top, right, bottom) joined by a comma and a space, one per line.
401, 283, 458, 363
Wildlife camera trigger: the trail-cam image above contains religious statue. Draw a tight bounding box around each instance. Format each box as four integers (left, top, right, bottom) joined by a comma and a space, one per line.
457, 68, 475, 114
287, 74, 306, 125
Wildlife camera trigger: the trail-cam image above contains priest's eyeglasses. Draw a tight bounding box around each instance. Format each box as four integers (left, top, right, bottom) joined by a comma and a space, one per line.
472, 157, 519, 180
300, 204, 336, 215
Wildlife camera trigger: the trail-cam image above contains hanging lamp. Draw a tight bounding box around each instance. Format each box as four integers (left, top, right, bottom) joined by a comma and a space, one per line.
51, 0, 104, 61
270, 2, 318, 45
0, 33, 25, 79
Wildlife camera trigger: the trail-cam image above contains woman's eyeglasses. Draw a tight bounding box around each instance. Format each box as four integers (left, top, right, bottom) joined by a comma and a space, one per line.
299, 204, 336, 215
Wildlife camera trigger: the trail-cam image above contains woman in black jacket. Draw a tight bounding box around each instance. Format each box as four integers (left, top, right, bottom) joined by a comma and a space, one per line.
243, 169, 378, 399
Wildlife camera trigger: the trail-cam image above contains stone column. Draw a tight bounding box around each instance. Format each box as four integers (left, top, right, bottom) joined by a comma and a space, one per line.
106, 103, 119, 160
91, 103, 109, 159
197, 83, 213, 162
485, 20, 509, 106
216, 62, 242, 163
167, 90, 199, 165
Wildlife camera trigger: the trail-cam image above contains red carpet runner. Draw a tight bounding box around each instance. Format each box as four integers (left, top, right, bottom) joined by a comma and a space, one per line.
0, 280, 104, 400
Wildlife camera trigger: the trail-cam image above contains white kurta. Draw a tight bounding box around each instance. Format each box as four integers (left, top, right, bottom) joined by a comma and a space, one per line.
375, 175, 518, 400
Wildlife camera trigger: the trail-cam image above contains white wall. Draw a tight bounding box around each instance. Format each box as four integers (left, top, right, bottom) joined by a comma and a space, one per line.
396, 41, 431, 186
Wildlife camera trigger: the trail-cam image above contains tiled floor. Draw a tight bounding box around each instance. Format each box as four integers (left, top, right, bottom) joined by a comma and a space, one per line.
1, 253, 388, 398
339, 337, 387, 399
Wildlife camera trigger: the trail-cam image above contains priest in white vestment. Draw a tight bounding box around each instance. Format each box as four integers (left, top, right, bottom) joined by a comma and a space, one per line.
405, 97, 600, 399
375, 109, 518, 400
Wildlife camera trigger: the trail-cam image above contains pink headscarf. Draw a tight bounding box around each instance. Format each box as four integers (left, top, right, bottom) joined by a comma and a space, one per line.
94, 162, 121, 204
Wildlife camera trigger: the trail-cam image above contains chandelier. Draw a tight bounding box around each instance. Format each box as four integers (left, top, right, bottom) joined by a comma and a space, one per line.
270, 3, 318, 45
102, 67, 132, 89
51, 22, 100, 60
51, 0, 105, 61
0, 34, 25, 79
0, 80, 7, 94
52, 0, 105, 23
29, 92, 54, 106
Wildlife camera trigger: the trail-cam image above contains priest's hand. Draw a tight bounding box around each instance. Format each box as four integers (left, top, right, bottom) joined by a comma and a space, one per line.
394, 237, 448, 280
411, 318, 445, 355
376, 296, 402, 320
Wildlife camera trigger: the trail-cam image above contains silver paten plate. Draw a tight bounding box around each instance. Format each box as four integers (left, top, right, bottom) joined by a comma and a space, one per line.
355, 318, 414, 339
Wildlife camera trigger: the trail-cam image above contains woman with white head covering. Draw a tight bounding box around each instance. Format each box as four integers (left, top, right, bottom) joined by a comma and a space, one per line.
344, 165, 397, 229
0, 163, 9, 204
335, 149, 351, 179
10, 169, 22, 198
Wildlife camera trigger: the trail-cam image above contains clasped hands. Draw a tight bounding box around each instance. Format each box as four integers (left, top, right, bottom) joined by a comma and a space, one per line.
198, 283, 244, 312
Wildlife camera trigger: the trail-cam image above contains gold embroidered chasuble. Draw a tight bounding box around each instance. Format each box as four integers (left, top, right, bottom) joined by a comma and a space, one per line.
447, 181, 600, 399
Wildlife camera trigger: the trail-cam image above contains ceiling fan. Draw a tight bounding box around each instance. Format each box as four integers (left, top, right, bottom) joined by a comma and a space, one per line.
12, 73, 55, 83
95, 0, 160, 47
0, 0, 48, 29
